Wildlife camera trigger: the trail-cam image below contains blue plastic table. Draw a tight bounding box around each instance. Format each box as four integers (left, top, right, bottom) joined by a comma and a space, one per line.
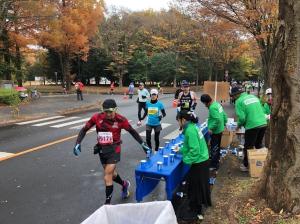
135, 124, 209, 202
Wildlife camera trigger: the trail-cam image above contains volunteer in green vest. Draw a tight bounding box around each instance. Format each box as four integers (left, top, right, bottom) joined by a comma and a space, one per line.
230, 86, 267, 172
174, 110, 211, 221
200, 94, 228, 170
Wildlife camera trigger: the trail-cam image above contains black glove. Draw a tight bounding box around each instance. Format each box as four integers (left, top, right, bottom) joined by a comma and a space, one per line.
158, 115, 162, 121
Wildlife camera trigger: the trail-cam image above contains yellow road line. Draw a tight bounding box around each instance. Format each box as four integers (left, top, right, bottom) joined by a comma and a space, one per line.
0, 130, 93, 162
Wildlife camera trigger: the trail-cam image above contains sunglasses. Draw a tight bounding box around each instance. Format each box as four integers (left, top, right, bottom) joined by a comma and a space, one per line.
103, 108, 117, 113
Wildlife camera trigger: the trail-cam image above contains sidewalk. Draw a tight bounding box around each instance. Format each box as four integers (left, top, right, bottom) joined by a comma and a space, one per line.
0, 93, 173, 127
0, 94, 122, 127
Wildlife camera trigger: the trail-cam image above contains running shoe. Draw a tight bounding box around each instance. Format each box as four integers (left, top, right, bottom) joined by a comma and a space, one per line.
197, 214, 204, 220
121, 180, 131, 199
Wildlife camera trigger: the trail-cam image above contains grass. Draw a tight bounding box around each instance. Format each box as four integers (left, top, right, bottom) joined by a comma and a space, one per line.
0, 88, 17, 96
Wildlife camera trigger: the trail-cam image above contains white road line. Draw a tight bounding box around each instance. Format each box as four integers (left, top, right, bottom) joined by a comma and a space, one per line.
32, 117, 79, 126
69, 124, 85, 130
51, 118, 90, 128
16, 116, 65, 125
139, 123, 172, 137
0, 152, 15, 159
163, 129, 181, 140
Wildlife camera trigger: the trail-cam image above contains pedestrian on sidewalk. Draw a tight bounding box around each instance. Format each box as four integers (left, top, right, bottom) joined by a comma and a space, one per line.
174, 110, 211, 221
230, 86, 267, 172
110, 82, 115, 95
128, 82, 135, 99
73, 99, 150, 205
137, 82, 150, 126
200, 94, 228, 170
140, 89, 166, 152
75, 79, 84, 100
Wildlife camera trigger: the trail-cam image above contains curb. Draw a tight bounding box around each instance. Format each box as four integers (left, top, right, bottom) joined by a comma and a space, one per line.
58, 103, 100, 116
0, 114, 48, 127
0, 102, 102, 128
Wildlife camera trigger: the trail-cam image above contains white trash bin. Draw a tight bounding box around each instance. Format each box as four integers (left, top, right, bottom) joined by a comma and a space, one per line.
81, 201, 178, 224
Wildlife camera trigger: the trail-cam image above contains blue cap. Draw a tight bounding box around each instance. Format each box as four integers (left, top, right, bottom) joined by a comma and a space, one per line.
181, 80, 189, 87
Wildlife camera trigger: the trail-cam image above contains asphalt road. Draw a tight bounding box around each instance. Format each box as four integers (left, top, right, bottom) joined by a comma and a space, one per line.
0, 94, 234, 224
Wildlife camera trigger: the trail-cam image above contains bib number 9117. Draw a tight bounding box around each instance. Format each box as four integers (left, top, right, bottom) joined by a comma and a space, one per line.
97, 132, 113, 145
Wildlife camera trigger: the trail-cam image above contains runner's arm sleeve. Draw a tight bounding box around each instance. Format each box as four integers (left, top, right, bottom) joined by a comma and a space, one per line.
141, 108, 148, 121
161, 109, 166, 117
191, 92, 197, 110
140, 102, 148, 121
75, 115, 96, 144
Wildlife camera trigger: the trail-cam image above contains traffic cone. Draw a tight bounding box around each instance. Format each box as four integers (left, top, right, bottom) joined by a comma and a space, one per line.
172, 99, 177, 108
123, 92, 128, 99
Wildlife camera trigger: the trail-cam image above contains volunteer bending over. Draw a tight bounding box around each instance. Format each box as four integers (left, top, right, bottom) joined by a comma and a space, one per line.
175, 110, 211, 221
73, 99, 150, 204
230, 86, 267, 172
200, 94, 228, 170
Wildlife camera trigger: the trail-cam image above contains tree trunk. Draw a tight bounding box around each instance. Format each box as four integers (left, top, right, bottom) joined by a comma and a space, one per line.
59, 53, 71, 90
2, 29, 11, 80
257, 41, 272, 87
260, 0, 300, 214
119, 70, 123, 87
95, 76, 100, 85
15, 44, 22, 87
208, 61, 213, 81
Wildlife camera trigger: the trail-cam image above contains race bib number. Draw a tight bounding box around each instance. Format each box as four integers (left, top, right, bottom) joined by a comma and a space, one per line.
148, 107, 158, 115
97, 132, 113, 145
182, 102, 190, 109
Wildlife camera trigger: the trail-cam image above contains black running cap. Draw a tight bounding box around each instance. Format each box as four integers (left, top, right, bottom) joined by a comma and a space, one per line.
102, 99, 117, 110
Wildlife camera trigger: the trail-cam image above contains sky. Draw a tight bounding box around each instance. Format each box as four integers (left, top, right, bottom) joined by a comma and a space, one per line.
105, 0, 171, 11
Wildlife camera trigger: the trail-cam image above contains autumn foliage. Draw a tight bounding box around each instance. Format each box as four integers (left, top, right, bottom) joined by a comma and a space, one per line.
39, 0, 103, 89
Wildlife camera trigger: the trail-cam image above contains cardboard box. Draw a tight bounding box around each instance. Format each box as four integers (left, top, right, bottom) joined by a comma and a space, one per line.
247, 148, 268, 178
220, 129, 234, 148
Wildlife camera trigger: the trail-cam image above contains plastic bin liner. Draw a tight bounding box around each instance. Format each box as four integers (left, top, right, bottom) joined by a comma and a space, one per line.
81, 201, 178, 224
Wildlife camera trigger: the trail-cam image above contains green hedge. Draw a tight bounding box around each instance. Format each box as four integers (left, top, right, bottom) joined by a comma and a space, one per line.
0, 88, 21, 106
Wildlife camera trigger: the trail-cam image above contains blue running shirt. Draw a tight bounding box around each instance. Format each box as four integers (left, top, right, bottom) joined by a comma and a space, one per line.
146, 101, 165, 126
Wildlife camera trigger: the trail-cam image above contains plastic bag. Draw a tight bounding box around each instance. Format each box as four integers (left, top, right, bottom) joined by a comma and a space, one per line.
81, 201, 178, 224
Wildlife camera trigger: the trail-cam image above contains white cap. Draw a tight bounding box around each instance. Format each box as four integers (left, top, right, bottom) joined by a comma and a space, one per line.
150, 89, 159, 95
265, 88, 272, 94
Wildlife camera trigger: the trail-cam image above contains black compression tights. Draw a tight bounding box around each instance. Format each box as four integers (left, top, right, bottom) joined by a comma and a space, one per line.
146, 130, 160, 151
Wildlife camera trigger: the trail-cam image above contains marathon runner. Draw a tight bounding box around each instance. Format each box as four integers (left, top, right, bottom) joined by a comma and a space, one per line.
137, 82, 150, 126
177, 80, 198, 125
140, 89, 166, 152
73, 99, 150, 205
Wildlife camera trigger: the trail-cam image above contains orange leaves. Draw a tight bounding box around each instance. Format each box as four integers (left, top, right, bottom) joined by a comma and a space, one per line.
39, 0, 104, 59
151, 36, 174, 51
